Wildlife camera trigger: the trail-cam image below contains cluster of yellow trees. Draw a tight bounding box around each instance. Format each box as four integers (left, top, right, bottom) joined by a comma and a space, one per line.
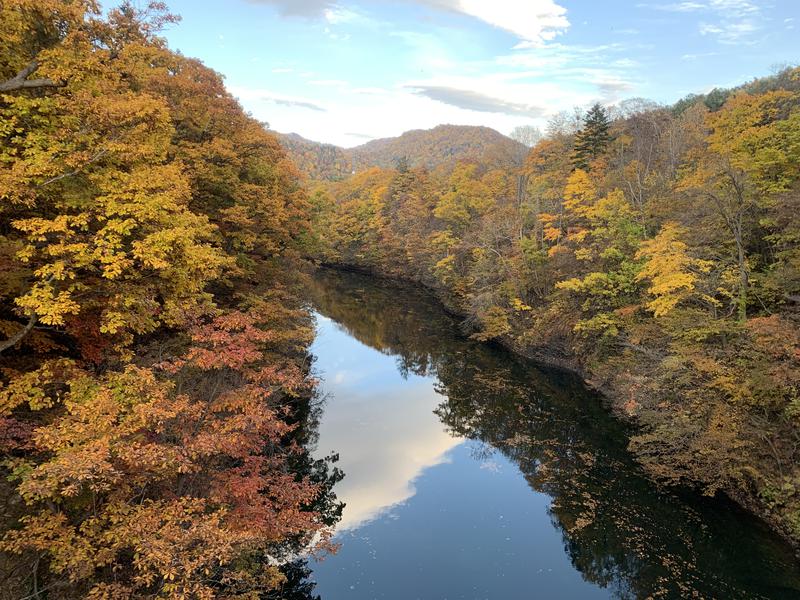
312, 69, 800, 545
1, 2, 337, 598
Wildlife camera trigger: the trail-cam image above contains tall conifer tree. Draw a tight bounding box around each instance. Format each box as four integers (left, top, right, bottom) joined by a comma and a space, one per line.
572, 103, 613, 170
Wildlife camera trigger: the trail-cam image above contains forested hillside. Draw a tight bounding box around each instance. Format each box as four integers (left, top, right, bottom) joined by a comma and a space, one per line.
311, 67, 800, 548
279, 124, 527, 181
0, 2, 339, 598
277, 133, 353, 181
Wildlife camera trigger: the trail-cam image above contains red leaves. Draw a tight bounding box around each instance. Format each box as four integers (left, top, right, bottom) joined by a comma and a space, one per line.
163, 308, 311, 398
210, 455, 320, 537
184, 310, 275, 372
2, 304, 328, 595
65, 309, 111, 366
3, 359, 328, 595
747, 314, 800, 362
0, 417, 34, 452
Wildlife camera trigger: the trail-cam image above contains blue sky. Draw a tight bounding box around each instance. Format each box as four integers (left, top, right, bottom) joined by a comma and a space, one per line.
159, 0, 798, 147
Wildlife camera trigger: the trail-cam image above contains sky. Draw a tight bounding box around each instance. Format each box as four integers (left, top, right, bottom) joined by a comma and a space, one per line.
158, 0, 799, 147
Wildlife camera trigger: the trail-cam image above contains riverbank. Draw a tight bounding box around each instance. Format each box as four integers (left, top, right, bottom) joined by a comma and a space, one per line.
317, 262, 800, 557
305, 266, 800, 597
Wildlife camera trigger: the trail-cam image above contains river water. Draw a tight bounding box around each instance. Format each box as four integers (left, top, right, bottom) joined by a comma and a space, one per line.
303, 268, 800, 599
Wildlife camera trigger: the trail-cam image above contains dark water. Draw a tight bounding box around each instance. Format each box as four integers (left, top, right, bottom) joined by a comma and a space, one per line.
304, 269, 800, 599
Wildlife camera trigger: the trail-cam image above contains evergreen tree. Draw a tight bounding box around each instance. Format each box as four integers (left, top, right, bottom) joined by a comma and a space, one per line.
571, 103, 613, 170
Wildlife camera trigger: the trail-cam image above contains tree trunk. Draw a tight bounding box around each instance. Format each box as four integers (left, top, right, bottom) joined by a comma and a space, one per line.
734, 215, 748, 323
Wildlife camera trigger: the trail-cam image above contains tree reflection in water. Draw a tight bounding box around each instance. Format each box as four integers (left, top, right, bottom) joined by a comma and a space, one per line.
304, 268, 800, 599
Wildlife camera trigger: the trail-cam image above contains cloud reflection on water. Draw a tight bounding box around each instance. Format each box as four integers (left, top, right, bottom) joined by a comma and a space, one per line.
312, 315, 463, 531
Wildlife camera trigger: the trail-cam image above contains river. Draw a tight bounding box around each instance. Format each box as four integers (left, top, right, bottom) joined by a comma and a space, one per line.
301, 268, 800, 599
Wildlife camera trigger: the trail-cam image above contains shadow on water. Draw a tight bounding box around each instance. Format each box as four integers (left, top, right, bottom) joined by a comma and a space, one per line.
302, 267, 800, 599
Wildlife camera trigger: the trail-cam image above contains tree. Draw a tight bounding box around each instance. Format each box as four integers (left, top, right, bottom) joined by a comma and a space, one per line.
636, 222, 712, 317
433, 163, 493, 231
510, 125, 543, 148
0, 0, 227, 353
572, 103, 613, 171
679, 88, 800, 322
1, 311, 332, 598
0, 3, 337, 597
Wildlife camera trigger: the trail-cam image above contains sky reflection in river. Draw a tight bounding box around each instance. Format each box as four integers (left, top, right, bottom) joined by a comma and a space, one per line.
312, 314, 462, 531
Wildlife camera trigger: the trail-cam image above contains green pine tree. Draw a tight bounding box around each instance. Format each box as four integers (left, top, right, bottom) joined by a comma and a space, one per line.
571, 103, 613, 170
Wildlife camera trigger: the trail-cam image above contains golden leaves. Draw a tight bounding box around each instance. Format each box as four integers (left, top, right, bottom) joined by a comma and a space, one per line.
636, 222, 711, 317
0, 358, 76, 415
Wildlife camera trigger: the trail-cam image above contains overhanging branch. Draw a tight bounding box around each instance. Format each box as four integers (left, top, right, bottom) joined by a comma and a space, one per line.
0, 313, 38, 354
0, 60, 62, 93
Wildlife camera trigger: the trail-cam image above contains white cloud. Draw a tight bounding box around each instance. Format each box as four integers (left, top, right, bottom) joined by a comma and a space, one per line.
239, 78, 575, 147
247, 0, 333, 17
230, 86, 327, 112
681, 51, 720, 60
324, 6, 358, 23
260, 0, 570, 46
232, 2, 639, 146
699, 18, 758, 43
639, 2, 707, 11
639, 0, 764, 44
641, 0, 759, 12
708, 0, 759, 13
418, 0, 570, 46
595, 77, 635, 101
407, 84, 546, 117
229, 31, 639, 146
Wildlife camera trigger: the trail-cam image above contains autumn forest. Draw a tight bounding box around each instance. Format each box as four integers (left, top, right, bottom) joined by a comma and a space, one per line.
2, 0, 800, 598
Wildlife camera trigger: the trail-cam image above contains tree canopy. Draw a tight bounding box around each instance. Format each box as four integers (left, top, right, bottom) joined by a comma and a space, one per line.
0, 2, 339, 597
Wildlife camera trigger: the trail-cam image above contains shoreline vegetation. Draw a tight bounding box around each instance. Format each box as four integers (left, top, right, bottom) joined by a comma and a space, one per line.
304, 69, 800, 554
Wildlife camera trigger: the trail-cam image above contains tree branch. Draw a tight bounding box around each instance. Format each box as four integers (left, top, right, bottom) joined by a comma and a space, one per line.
0, 60, 62, 93
37, 149, 108, 188
0, 312, 38, 354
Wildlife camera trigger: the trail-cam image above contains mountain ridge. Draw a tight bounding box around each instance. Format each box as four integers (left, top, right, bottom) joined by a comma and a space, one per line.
277, 124, 528, 181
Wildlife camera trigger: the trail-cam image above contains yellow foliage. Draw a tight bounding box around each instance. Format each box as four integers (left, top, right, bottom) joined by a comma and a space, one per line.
563, 169, 596, 218
636, 222, 711, 317
511, 298, 533, 312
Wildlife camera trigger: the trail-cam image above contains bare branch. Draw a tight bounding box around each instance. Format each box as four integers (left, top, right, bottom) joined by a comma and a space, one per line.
0, 60, 62, 93
37, 149, 109, 188
0, 312, 38, 354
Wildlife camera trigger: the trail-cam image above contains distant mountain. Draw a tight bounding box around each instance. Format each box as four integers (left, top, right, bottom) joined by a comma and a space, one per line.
277, 125, 528, 181
277, 133, 353, 181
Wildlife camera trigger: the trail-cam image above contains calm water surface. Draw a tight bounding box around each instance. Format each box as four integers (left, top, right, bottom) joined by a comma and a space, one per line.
303, 269, 800, 599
